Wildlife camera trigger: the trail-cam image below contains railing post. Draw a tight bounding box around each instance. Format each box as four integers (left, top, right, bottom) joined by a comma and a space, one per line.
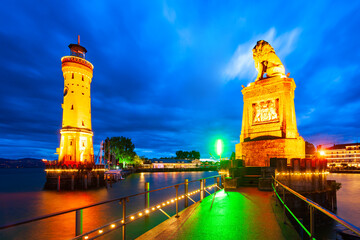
282, 188, 286, 223
204, 179, 206, 195
75, 209, 83, 236
184, 179, 188, 208
216, 177, 220, 192
175, 185, 179, 218
200, 179, 204, 201
310, 205, 314, 237
122, 198, 126, 240
145, 182, 150, 209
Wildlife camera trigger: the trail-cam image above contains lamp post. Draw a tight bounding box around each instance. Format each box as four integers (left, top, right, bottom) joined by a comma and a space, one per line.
216, 139, 223, 161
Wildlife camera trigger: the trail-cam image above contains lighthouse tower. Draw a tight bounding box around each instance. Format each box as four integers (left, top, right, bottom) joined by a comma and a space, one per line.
58, 36, 94, 165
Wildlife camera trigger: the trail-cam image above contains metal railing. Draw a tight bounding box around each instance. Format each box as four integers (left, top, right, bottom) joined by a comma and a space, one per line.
0, 175, 222, 240
273, 176, 360, 239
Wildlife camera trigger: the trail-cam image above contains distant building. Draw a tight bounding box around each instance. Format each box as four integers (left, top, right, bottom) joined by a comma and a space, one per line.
142, 159, 201, 169
322, 143, 360, 167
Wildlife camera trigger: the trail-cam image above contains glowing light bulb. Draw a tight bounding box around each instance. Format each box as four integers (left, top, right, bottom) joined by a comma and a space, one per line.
130, 216, 135, 220
111, 224, 115, 228
152, 207, 156, 210
99, 230, 103, 234
84, 236, 89, 240
145, 210, 150, 214
139, 212, 143, 216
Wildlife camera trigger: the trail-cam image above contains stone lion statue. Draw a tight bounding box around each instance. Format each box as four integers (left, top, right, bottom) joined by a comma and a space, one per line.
252, 40, 286, 81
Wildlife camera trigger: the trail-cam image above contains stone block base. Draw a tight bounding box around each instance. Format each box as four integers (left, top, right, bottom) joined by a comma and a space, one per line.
236, 137, 305, 167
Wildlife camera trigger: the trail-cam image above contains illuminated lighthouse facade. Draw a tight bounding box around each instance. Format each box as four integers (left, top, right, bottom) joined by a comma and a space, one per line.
58, 38, 94, 165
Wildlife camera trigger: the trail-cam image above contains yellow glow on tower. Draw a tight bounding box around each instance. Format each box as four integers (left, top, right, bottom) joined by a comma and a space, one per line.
57, 36, 94, 165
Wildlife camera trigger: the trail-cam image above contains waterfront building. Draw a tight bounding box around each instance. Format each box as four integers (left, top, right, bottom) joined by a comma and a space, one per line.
56, 36, 94, 165
321, 143, 360, 167
143, 159, 202, 169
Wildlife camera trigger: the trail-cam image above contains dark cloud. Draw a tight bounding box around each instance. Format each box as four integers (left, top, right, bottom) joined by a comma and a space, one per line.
1, 0, 360, 160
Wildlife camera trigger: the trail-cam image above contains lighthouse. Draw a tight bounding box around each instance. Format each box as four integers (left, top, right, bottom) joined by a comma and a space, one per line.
57, 36, 94, 165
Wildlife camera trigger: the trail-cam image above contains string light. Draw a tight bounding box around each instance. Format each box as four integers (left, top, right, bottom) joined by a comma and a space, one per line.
75, 183, 218, 240
45, 169, 105, 172
276, 172, 329, 176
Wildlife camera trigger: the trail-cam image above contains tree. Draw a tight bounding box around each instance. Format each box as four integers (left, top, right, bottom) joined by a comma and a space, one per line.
176, 151, 184, 159
105, 136, 136, 168
191, 150, 200, 160
305, 141, 316, 155
175, 150, 200, 159
133, 155, 143, 167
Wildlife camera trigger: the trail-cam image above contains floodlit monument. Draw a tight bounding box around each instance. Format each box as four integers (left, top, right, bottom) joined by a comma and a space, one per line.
57, 36, 94, 165
235, 40, 305, 166
45, 37, 105, 190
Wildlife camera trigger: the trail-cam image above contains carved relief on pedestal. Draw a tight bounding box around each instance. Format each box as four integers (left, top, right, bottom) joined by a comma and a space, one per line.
252, 99, 279, 124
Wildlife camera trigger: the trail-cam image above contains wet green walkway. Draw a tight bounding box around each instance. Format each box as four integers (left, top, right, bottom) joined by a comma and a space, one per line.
137, 187, 299, 240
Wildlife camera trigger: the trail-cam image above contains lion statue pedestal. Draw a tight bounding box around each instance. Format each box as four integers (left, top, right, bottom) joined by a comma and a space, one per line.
235, 41, 305, 166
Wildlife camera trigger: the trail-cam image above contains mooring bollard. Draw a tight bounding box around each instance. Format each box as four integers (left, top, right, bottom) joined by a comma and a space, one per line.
75, 209, 83, 236
57, 175, 61, 192
145, 182, 150, 209
84, 175, 88, 190
71, 175, 74, 191
184, 179, 188, 208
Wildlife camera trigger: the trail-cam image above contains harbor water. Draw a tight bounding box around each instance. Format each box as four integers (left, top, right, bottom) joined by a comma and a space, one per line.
0, 169, 359, 239
0, 169, 217, 239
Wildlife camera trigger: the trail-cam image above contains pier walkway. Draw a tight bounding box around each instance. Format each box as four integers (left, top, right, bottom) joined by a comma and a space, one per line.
137, 187, 300, 240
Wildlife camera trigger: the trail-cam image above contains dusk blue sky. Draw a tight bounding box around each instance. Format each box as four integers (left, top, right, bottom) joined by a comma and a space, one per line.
1, 1, 360, 160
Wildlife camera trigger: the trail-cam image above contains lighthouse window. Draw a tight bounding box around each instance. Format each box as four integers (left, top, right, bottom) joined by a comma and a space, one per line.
71, 105, 74, 110
72, 73, 74, 79
70, 141, 73, 146
82, 121, 84, 126
82, 93, 84, 95
82, 75, 84, 81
